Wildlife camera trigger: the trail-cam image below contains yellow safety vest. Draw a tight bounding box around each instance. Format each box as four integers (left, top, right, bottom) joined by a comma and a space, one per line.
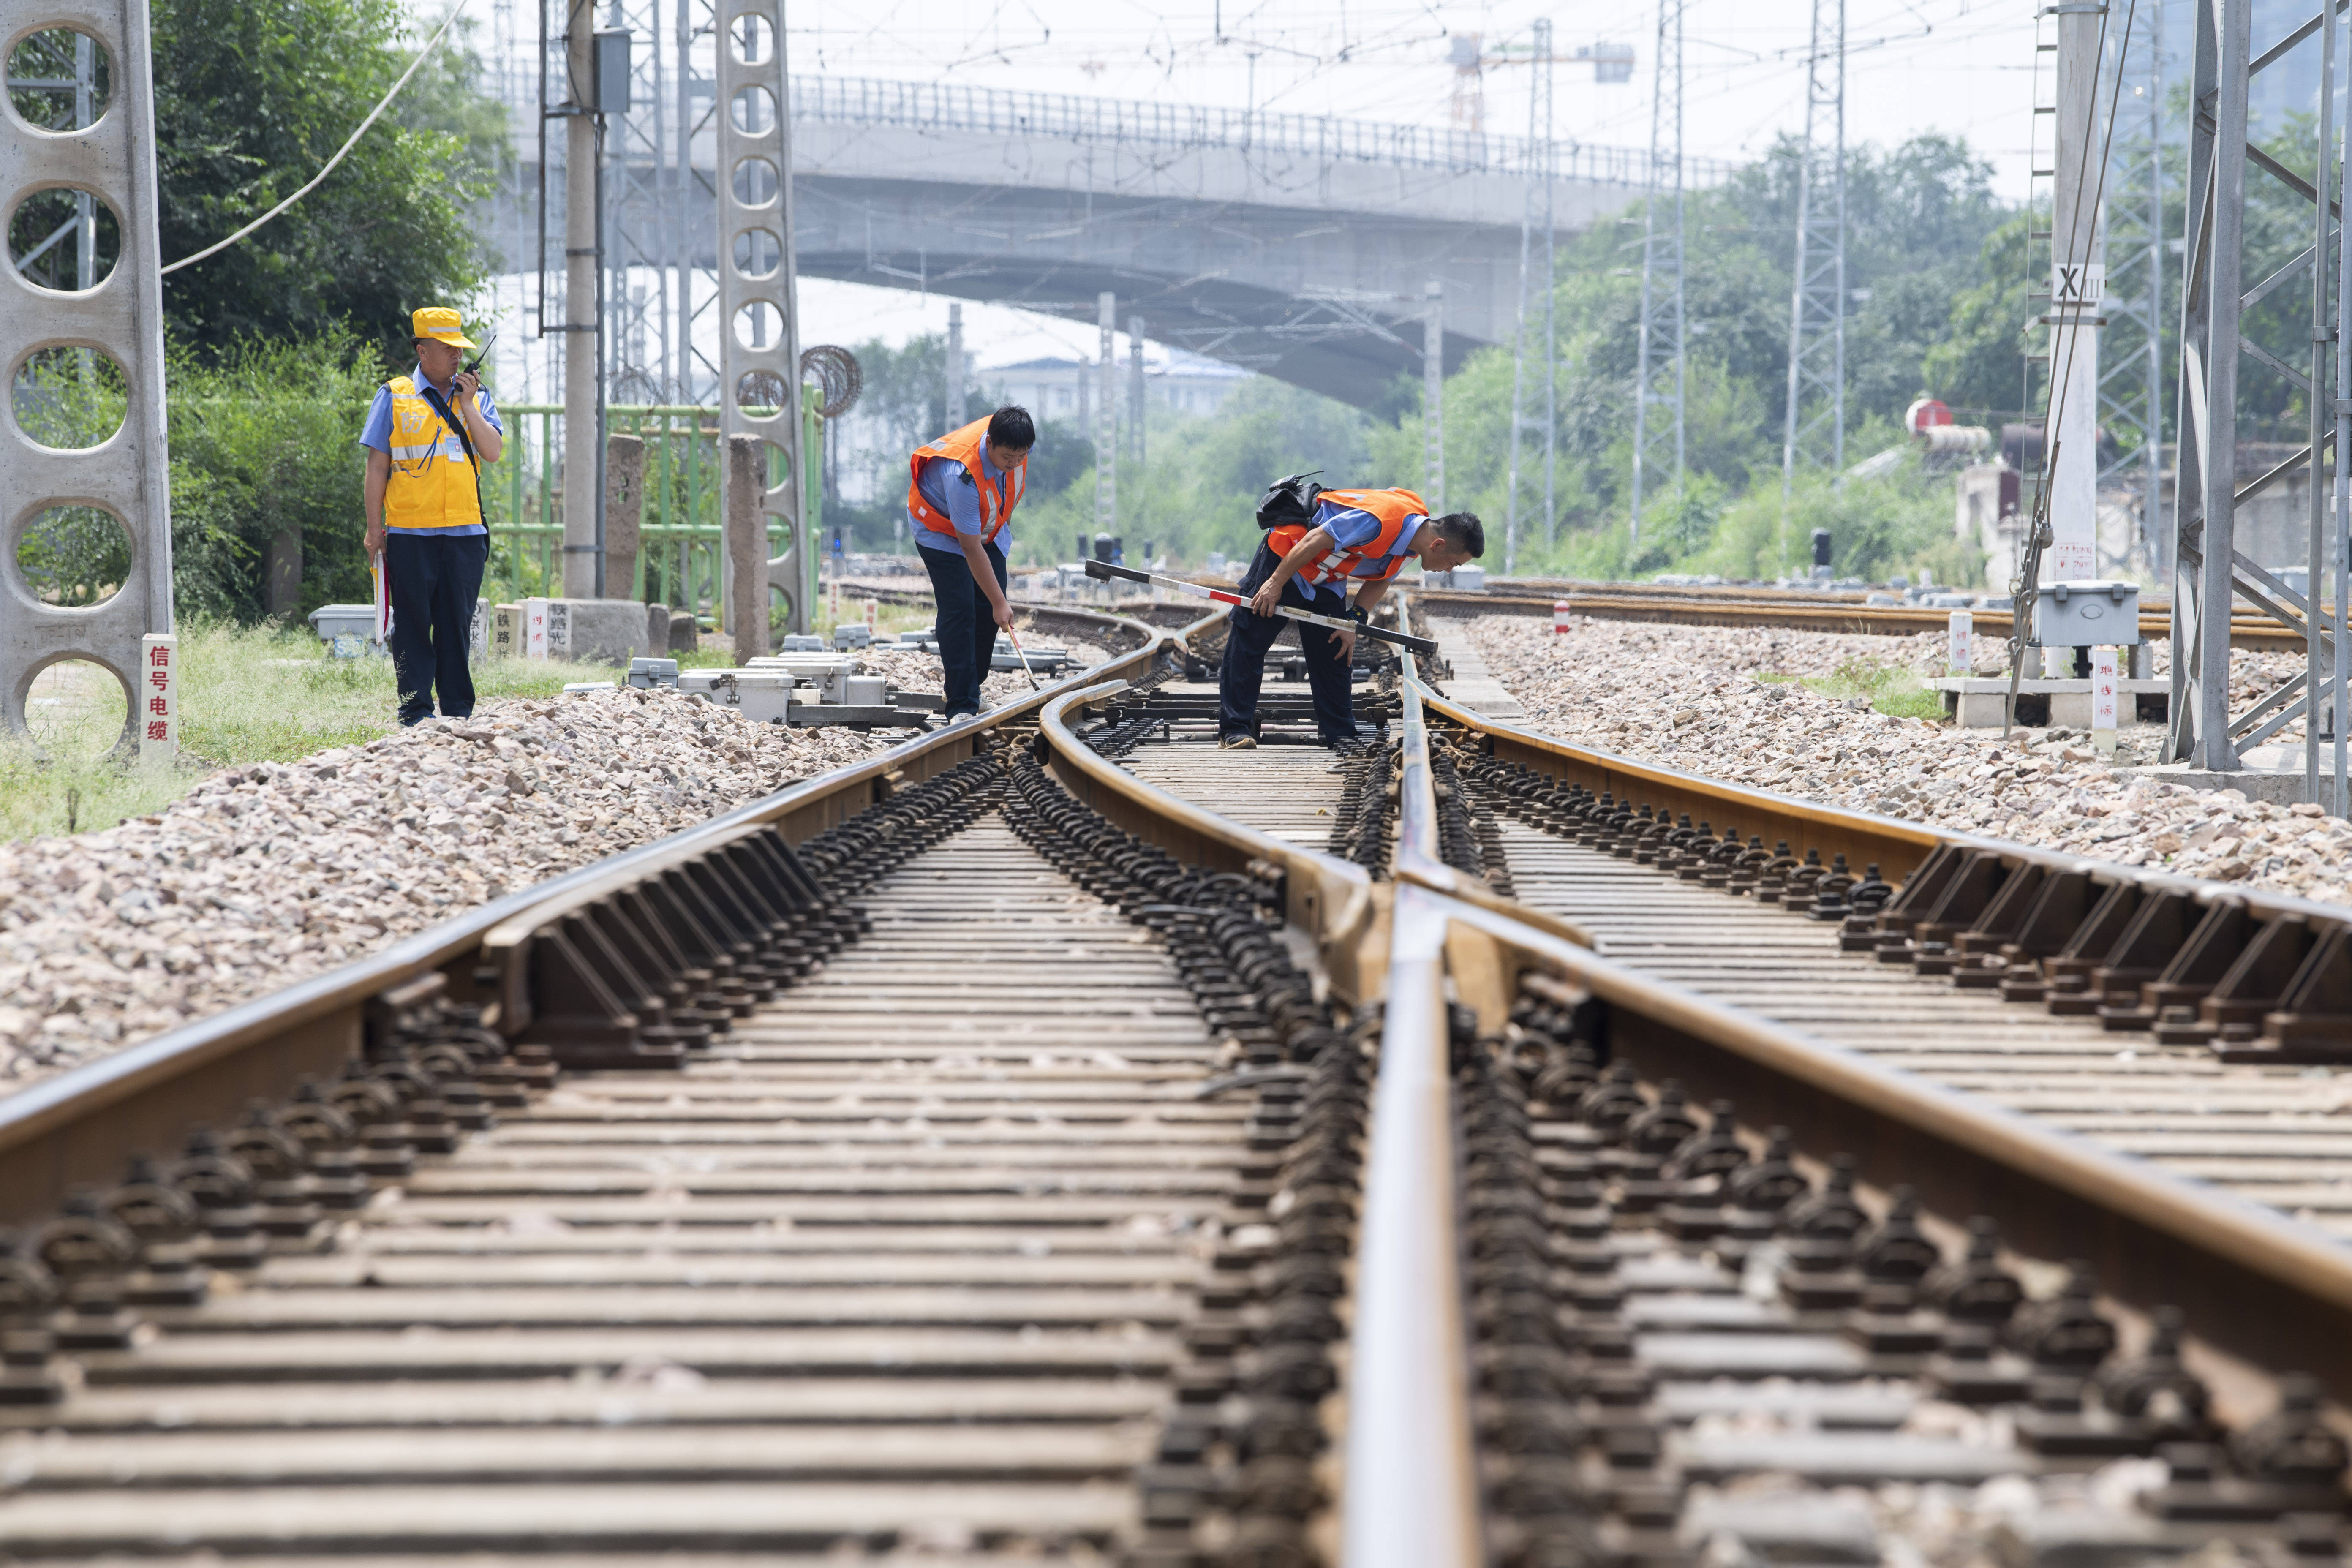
381, 376, 485, 531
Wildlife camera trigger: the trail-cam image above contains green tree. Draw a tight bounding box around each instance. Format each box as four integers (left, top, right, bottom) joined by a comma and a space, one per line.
1405, 131, 2013, 577
153, 0, 504, 357
166, 327, 394, 620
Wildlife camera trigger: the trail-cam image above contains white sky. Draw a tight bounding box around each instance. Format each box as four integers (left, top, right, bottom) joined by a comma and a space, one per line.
789, 0, 2049, 184
491, 0, 2056, 390
778, 0, 2050, 361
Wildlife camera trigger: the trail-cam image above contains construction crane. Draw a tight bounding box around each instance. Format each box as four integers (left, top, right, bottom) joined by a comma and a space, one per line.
1446, 33, 1633, 134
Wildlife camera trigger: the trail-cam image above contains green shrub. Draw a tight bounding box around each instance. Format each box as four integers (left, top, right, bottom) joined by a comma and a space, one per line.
164, 326, 391, 621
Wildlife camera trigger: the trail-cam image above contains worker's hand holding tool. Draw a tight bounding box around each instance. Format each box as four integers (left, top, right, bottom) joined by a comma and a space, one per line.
1250, 580, 1282, 618
991, 596, 1016, 632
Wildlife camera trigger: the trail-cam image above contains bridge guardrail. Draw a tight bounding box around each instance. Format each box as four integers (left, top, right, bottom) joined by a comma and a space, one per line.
793, 74, 1740, 189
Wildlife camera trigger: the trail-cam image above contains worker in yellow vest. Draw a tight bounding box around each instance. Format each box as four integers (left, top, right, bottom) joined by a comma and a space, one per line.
907, 407, 1034, 720
1219, 488, 1482, 749
361, 307, 504, 725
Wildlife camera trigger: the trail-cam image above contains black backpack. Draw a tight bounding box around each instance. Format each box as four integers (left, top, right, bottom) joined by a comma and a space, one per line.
1255, 471, 1325, 530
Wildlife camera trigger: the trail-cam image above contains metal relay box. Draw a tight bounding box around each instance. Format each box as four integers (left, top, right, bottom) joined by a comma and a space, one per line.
2034, 580, 2141, 646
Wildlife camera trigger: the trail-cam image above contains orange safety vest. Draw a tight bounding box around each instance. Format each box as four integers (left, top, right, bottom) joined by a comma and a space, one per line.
1267, 487, 1428, 591
906, 417, 1026, 544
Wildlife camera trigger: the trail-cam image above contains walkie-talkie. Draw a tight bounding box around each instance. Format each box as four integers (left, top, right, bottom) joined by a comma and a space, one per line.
461, 331, 496, 381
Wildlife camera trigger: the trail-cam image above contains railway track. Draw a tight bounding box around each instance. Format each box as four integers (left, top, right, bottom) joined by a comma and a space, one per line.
3, 600, 2351, 1562
1421, 579, 2311, 651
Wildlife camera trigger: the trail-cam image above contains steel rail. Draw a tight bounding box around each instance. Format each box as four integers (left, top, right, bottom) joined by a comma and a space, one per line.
1424, 585, 2303, 648
1416, 671, 2352, 954
1420, 884, 2352, 1395
1419, 678, 1944, 887
1394, 673, 1595, 945
1343, 880, 1482, 1568
1035, 682, 1382, 1002
1396, 664, 2352, 1395
0, 607, 1176, 1225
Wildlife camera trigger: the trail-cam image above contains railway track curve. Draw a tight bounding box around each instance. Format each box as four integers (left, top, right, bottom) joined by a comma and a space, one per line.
2, 600, 2349, 1563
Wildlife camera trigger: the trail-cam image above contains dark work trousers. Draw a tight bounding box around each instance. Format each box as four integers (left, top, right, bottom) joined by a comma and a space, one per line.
385, 531, 489, 725
921, 539, 1009, 719
1218, 542, 1357, 744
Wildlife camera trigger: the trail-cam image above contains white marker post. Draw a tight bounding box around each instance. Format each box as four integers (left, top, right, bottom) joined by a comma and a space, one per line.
2091, 645, 2118, 757
138, 633, 177, 768
1554, 600, 1572, 635
523, 598, 550, 660
1947, 610, 1972, 676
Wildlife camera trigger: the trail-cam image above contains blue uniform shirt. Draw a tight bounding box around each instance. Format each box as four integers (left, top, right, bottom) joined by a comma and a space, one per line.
1291, 494, 1424, 604
361, 364, 504, 536
911, 444, 1015, 557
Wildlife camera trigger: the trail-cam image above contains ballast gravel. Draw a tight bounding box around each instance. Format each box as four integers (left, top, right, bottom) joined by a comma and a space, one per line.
1463, 614, 2352, 909
0, 687, 898, 1093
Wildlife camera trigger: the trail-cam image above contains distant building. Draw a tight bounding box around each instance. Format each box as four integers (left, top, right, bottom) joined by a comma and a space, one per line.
982, 349, 1253, 425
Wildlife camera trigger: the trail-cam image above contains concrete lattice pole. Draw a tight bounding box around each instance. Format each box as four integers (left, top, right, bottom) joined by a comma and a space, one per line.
1097, 291, 1116, 540
1423, 281, 1444, 515
1129, 316, 1146, 469
562, 0, 599, 598
945, 302, 964, 428
2044, 0, 2104, 617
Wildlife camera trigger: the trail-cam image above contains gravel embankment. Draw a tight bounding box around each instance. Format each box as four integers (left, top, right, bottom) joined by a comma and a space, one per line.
1465, 615, 2352, 907
0, 689, 898, 1092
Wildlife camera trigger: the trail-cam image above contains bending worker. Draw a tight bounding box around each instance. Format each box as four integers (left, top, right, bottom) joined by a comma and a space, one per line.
1219, 488, 1482, 750
908, 406, 1034, 722
361, 307, 503, 726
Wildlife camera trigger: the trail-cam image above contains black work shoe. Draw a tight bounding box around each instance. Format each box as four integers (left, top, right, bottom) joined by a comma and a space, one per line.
1217, 733, 1259, 750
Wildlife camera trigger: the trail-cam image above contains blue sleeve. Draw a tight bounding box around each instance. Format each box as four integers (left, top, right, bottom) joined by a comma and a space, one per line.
359, 386, 393, 453
477, 387, 504, 435
1318, 501, 1383, 549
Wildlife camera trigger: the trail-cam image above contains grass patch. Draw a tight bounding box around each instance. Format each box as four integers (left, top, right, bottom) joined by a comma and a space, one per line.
1753, 656, 1946, 723
0, 620, 634, 843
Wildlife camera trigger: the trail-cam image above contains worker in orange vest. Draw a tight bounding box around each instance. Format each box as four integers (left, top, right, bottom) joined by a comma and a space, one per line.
1219, 489, 1482, 749
907, 406, 1034, 720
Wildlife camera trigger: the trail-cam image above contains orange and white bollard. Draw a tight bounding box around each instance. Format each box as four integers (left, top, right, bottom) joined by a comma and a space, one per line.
1553, 600, 1571, 634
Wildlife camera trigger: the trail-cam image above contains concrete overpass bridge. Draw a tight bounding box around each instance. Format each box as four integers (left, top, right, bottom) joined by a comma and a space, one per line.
501, 76, 1739, 407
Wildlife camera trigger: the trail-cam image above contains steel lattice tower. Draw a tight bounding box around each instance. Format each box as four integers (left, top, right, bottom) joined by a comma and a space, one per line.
604, 0, 672, 404
674, 0, 720, 406
2098, 0, 2165, 576
1628, 0, 1685, 550
1778, 0, 1846, 549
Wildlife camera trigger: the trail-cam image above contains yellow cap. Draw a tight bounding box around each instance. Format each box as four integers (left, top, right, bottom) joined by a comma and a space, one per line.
411, 306, 477, 351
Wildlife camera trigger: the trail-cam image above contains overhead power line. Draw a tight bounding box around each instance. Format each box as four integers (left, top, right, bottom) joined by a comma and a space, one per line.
160, 0, 472, 277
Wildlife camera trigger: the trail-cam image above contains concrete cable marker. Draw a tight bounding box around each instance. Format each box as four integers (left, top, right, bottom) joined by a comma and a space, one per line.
1081, 558, 1440, 658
